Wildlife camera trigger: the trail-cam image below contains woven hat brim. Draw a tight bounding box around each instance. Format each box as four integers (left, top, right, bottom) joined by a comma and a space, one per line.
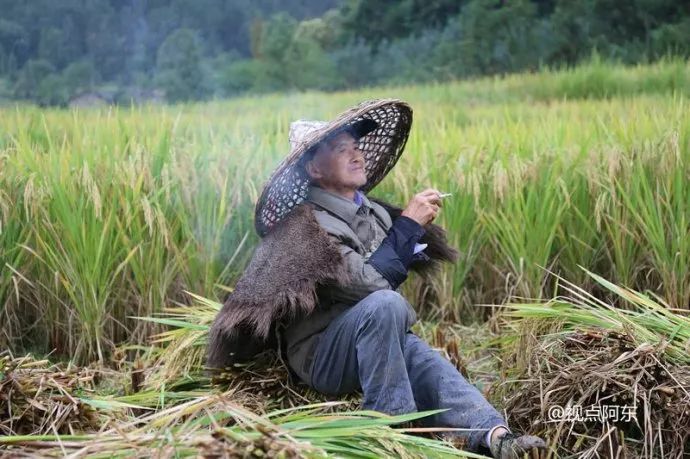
255, 99, 413, 237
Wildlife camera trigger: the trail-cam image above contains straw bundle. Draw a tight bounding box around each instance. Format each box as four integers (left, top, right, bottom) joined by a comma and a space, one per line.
500, 271, 690, 458
1, 390, 473, 458
0, 353, 102, 436
504, 330, 690, 458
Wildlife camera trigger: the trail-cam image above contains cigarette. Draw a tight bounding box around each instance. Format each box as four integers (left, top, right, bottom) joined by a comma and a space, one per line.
439, 193, 452, 198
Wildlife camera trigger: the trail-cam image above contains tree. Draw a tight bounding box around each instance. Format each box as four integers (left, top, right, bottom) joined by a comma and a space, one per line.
155, 28, 210, 102
450, 0, 543, 75
38, 24, 81, 71
36, 74, 69, 106
13, 58, 54, 99
0, 0, 688, 104
284, 32, 338, 90
0, 18, 27, 74
339, 0, 466, 45
250, 13, 298, 90
248, 13, 339, 92
218, 58, 261, 95
62, 59, 99, 95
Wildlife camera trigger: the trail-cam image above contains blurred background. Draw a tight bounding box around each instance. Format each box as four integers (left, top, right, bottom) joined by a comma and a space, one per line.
0, 0, 688, 107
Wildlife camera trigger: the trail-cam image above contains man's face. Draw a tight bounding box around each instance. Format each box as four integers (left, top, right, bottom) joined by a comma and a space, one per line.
306, 132, 368, 190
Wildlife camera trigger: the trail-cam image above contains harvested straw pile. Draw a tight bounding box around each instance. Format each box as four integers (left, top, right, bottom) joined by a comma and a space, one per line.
1, 390, 474, 458
206, 352, 362, 413
135, 293, 368, 414
0, 353, 103, 436
504, 330, 689, 458
500, 271, 690, 458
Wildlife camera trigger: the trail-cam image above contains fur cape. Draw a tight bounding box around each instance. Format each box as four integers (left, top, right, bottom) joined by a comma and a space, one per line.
206, 197, 458, 369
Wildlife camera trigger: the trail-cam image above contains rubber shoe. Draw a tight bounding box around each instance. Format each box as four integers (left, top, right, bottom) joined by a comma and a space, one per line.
489, 432, 546, 459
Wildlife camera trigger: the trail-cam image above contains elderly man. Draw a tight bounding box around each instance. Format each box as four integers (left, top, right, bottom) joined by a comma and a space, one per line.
208, 100, 546, 458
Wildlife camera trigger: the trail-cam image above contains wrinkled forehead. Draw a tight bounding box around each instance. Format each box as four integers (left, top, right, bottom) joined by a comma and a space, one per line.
313, 130, 357, 158
325, 131, 358, 149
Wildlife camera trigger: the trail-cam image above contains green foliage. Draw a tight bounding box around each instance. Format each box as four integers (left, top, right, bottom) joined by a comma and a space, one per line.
0, 18, 27, 76
12, 59, 54, 99
12, 58, 100, 106
37, 26, 80, 70
284, 32, 339, 90
62, 60, 99, 94
650, 17, 690, 57
155, 28, 210, 103
35, 74, 69, 106
452, 0, 544, 75
482, 163, 568, 299
239, 13, 339, 92
340, 0, 466, 44
1, 1, 689, 104
218, 58, 262, 95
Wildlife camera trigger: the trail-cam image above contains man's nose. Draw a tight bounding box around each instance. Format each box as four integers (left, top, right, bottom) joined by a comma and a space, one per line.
352, 145, 364, 161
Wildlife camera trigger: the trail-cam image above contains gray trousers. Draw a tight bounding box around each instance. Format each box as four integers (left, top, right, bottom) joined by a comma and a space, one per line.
303, 290, 506, 452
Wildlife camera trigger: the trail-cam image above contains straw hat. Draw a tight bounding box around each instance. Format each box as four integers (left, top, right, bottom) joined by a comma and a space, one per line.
254, 99, 413, 237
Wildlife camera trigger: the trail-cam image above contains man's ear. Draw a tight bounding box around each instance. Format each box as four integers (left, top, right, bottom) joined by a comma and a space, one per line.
305, 158, 322, 181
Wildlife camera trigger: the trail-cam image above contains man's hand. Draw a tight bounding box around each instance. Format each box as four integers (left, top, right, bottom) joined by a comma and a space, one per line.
401, 188, 442, 226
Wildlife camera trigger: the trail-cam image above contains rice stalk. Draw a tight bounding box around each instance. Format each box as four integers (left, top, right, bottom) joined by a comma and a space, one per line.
502, 269, 690, 365
498, 270, 690, 457
1, 61, 689, 361
0, 393, 481, 458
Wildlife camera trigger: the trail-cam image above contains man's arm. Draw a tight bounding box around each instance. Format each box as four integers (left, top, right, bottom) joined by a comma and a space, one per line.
367, 215, 425, 288
326, 240, 392, 305
325, 216, 426, 305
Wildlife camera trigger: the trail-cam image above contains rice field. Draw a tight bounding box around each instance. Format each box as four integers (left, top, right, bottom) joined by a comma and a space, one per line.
1, 59, 689, 457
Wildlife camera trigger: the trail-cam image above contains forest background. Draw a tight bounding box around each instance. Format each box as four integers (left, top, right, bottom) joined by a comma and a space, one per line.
1, 0, 689, 106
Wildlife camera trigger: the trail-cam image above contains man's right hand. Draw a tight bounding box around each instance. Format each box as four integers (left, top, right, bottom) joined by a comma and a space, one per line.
401, 188, 442, 226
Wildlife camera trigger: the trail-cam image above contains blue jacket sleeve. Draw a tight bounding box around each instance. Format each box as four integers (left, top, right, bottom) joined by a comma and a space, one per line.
367, 216, 426, 289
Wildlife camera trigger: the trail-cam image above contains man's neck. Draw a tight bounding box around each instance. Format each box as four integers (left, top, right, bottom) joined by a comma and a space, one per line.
316, 184, 356, 201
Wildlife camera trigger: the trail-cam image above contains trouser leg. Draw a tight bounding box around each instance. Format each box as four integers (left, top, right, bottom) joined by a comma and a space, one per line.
308, 289, 417, 414
307, 289, 506, 452
404, 332, 506, 452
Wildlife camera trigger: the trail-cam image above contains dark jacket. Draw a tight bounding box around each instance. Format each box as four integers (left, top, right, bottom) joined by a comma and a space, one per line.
206, 186, 458, 370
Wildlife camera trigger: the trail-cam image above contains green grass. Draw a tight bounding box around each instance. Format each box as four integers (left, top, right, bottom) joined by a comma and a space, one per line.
0, 59, 689, 362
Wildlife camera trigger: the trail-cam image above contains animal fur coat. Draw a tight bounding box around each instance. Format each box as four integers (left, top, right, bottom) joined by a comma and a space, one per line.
206, 197, 458, 369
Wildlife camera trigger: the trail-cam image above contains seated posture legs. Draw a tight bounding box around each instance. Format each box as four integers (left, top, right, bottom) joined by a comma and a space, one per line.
307, 290, 537, 455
